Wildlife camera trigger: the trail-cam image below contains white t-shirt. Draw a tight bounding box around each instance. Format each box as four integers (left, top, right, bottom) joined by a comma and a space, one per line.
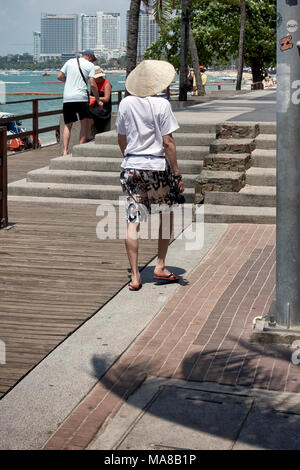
116, 95, 179, 171
61, 58, 95, 103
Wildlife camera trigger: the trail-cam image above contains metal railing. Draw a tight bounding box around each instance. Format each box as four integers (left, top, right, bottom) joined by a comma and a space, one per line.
0, 96, 62, 149
0, 127, 8, 230
0, 89, 126, 150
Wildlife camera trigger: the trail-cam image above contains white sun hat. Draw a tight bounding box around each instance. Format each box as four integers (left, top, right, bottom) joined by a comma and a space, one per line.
94, 66, 106, 78
125, 60, 176, 97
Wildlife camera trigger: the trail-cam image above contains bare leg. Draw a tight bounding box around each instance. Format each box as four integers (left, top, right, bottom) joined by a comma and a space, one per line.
87, 119, 94, 140
63, 123, 73, 155
154, 211, 174, 276
125, 222, 141, 287
79, 118, 90, 144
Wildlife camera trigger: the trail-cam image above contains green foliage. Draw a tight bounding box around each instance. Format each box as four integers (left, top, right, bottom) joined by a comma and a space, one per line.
0, 54, 63, 70
0, 53, 127, 71
144, 0, 276, 72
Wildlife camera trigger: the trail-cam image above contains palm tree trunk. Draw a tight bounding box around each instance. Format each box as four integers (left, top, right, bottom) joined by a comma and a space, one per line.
236, 0, 246, 91
126, 0, 142, 79
179, 0, 191, 101
189, 26, 204, 96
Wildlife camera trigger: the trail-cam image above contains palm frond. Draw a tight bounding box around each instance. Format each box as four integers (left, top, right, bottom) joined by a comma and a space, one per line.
146, 0, 174, 25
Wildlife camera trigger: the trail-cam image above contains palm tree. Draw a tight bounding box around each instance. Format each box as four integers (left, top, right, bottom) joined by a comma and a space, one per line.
236, 0, 246, 90
127, 0, 200, 100
189, 25, 204, 96
126, 0, 144, 78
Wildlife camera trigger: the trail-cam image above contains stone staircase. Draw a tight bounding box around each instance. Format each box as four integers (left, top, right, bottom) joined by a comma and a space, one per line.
196, 122, 276, 223
8, 123, 216, 203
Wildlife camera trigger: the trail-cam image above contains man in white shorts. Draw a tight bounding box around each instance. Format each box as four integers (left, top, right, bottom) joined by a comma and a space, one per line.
117, 60, 184, 291
57, 50, 102, 155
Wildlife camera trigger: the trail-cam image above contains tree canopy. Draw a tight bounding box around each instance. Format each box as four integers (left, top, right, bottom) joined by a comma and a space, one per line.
144, 0, 276, 81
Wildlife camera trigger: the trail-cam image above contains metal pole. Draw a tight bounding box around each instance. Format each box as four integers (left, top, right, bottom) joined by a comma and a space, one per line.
276, 1, 300, 327
0, 127, 8, 230
32, 99, 39, 149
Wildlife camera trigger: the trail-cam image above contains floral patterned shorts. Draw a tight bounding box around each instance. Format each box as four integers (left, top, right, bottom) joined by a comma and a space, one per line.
120, 167, 176, 223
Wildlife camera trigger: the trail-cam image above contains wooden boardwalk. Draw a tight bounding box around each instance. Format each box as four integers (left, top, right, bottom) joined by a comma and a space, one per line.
8, 144, 60, 184
0, 147, 159, 398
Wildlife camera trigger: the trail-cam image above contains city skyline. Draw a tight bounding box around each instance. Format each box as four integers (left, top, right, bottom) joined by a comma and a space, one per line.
32, 8, 158, 62
0, 0, 131, 56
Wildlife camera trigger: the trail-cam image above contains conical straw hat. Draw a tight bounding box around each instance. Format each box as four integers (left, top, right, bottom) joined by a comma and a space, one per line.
126, 60, 176, 97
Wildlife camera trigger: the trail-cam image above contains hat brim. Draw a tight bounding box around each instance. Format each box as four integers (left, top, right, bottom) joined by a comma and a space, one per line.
95, 73, 105, 78
125, 60, 176, 98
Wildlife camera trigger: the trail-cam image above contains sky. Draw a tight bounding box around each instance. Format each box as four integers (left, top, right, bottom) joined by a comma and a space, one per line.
0, 0, 132, 56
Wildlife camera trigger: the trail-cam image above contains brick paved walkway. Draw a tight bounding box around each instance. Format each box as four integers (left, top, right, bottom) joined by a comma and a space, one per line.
43, 223, 300, 450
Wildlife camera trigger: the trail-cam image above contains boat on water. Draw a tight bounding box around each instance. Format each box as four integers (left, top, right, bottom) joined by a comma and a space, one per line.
0, 112, 41, 151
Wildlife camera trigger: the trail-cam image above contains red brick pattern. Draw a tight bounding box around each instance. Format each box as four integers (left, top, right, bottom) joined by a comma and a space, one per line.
43, 224, 300, 450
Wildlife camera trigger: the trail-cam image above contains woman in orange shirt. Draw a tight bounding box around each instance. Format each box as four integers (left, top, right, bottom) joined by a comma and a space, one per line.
88, 66, 112, 136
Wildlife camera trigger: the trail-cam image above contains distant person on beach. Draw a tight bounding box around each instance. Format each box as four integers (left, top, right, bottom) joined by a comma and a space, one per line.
57, 50, 101, 155
193, 65, 207, 95
187, 67, 194, 95
263, 74, 274, 89
88, 66, 112, 137
116, 60, 184, 291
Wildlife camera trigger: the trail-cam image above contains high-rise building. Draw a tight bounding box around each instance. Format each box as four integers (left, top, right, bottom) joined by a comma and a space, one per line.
80, 14, 98, 51
126, 8, 159, 60
40, 13, 78, 60
97, 11, 120, 50
33, 32, 41, 62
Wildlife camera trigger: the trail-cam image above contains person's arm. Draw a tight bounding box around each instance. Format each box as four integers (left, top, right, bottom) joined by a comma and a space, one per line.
163, 133, 184, 193
118, 134, 127, 156
89, 77, 102, 107
99, 82, 111, 104
57, 71, 66, 82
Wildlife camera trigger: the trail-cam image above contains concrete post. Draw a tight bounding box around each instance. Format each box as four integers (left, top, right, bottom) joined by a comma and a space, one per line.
276, 1, 300, 327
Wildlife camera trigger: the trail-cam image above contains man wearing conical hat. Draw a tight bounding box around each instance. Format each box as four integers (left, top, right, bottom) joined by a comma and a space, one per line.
116, 60, 184, 291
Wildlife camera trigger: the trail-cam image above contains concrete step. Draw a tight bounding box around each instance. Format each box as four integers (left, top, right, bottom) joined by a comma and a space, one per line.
205, 185, 276, 207
50, 156, 203, 175
246, 167, 276, 186
72, 143, 209, 161
174, 122, 217, 134
26, 168, 199, 189
8, 180, 195, 202
251, 149, 276, 168
203, 204, 276, 224
255, 134, 276, 150
257, 123, 276, 135
94, 130, 216, 146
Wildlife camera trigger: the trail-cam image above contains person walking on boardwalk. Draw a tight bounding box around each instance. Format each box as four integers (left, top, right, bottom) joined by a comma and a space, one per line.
57, 50, 101, 155
116, 60, 184, 291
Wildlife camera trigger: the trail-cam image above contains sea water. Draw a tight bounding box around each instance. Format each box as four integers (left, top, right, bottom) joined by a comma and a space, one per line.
0, 70, 240, 147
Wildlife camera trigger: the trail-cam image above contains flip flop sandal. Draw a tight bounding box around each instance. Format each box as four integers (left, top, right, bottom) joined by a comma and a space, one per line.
129, 283, 142, 291
153, 273, 180, 282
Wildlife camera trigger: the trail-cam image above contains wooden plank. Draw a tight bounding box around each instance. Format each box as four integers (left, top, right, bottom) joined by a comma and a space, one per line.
0, 192, 159, 398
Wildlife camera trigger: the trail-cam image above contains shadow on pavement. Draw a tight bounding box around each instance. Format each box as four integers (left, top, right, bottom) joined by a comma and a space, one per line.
90, 333, 300, 450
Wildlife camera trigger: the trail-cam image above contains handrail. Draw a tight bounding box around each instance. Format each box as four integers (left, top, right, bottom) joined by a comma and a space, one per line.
0, 127, 8, 229
0, 90, 126, 149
